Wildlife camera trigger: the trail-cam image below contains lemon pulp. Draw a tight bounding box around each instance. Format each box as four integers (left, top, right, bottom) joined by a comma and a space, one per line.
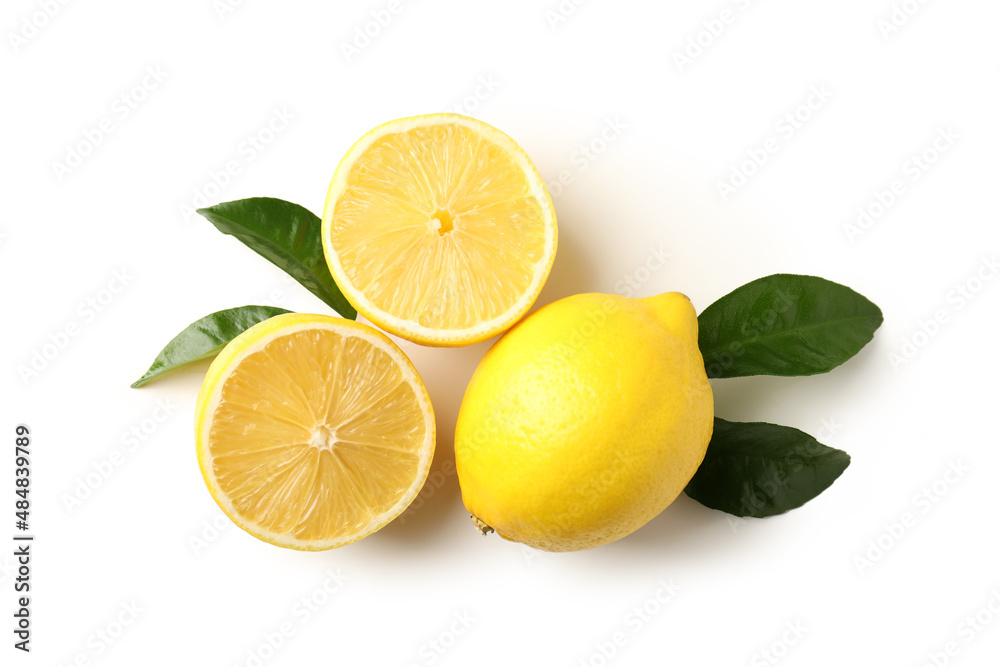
196, 314, 435, 550
323, 114, 557, 346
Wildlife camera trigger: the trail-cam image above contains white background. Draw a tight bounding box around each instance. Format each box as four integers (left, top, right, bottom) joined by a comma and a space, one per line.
3, 1, 999, 665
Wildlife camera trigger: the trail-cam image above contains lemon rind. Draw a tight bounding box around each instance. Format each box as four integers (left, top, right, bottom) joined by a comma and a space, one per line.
321, 113, 558, 347
194, 313, 436, 551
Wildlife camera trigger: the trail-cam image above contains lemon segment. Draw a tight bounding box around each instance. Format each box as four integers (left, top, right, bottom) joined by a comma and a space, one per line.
322, 114, 557, 347
195, 313, 435, 551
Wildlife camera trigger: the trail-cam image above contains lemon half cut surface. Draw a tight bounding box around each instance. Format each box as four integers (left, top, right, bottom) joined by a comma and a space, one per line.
322, 114, 558, 347
195, 313, 435, 551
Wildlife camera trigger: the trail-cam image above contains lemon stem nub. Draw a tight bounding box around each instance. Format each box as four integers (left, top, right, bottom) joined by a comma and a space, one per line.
470, 514, 494, 535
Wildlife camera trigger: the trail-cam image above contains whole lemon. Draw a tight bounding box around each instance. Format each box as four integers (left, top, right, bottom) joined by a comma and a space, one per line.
455, 292, 714, 552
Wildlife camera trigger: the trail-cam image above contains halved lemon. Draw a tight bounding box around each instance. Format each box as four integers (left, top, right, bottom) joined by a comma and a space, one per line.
322, 114, 558, 347
195, 313, 435, 551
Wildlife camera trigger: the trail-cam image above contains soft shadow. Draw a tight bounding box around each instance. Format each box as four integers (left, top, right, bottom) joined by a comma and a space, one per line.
611, 494, 737, 560
374, 338, 490, 546
710, 375, 797, 423
711, 336, 889, 425
373, 217, 598, 548
131, 357, 215, 394
533, 222, 596, 309
375, 430, 463, 545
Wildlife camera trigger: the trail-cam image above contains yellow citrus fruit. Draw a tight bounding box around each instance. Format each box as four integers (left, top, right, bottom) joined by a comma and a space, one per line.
455, 292, 714, 552
322, 113, 557, 347
195, 313, 435, 551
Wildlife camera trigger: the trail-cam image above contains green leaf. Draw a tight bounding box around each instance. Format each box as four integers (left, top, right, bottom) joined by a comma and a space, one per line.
131, 305, 292, 387
197, 198, 357, 319
685, 418, 850, 518
698, 274, 882, 378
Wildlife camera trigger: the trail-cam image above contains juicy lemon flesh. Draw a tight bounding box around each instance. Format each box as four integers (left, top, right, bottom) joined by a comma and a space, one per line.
206, 328, 428, 543
329, 123, 549, 331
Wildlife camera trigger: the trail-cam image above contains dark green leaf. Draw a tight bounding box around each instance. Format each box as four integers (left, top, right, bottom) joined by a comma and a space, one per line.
685, 418, 850, 518
197, 198, 356, 319
698, 274, 882, 378
131, 305, 292, 387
